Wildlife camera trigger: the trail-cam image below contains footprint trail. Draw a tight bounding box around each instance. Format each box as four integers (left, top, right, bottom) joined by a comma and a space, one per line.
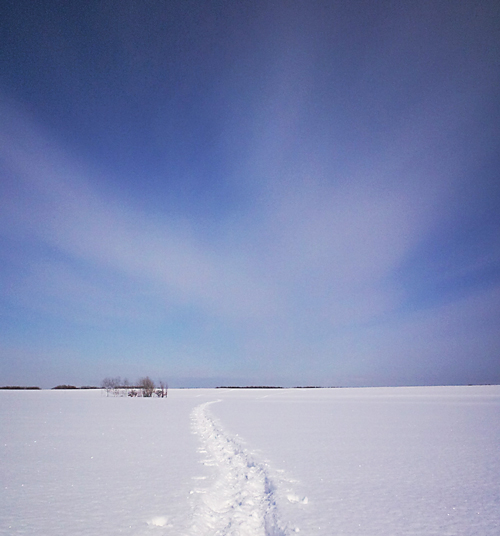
189, 401, 302, 536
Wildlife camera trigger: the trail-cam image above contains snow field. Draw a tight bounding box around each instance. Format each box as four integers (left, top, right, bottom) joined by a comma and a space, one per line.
210, 386, 500, 535
1, 385, 499, 535
1, 389, 202, 535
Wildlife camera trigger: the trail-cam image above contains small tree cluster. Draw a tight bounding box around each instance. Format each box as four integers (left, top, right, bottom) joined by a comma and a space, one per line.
101, 376, 167, 398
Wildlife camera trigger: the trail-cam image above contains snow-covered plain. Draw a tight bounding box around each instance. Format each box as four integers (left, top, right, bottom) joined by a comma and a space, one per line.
1, 386, 499, 535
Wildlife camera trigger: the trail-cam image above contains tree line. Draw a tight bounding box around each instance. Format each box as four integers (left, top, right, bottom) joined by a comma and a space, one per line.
1, 386, 41, 390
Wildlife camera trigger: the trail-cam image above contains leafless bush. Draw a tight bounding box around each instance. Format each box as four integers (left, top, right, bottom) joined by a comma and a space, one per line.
138, 376, 155, 397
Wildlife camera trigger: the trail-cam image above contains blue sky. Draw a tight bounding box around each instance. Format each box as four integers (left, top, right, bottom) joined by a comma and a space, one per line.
1, 1, 499, 388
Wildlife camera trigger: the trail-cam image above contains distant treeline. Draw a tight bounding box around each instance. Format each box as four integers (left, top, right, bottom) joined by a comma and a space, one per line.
1, 386, 41, 390
1, 385, 111, 390
216, 386, 284, 389
1, 384, 327, 391
216, 385, 324, 389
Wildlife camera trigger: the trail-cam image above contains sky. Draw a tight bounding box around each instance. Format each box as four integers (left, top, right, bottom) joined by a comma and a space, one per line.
1, 0, 499, 389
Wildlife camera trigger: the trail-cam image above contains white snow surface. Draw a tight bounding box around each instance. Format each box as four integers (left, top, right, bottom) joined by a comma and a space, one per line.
1, 386, 499, 535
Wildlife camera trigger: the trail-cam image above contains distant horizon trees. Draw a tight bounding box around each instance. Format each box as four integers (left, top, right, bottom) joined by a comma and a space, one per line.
0, 385, 41, 390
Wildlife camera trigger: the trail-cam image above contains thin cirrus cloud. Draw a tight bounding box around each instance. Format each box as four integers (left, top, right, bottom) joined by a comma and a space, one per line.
1, 89, 500, 387
0, 100, 278, 327
0, 101, 414, 328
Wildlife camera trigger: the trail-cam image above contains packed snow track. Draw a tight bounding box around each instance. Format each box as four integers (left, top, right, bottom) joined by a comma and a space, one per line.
190, 401, 298, 536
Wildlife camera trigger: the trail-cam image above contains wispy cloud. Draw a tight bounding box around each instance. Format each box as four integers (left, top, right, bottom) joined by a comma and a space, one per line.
1, 42, 499, 389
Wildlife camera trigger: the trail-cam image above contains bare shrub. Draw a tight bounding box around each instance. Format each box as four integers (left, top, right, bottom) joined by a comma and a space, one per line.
101, 377, 121, 396
138, 376, 155, 397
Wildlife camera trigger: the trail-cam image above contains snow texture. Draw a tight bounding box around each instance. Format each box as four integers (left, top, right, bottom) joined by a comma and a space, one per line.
1, 386, 499, 535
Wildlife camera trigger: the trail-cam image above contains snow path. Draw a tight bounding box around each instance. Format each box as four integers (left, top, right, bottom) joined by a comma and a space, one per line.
189, 401, 299, 536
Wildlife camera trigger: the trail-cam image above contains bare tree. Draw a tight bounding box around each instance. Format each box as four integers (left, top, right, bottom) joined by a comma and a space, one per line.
101, 376, 121, 397
158, 380, 168, 398
138, 376, 155, 397
122, 378, 130, 396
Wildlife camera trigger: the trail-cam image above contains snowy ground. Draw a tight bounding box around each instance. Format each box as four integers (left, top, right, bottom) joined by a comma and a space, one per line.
1, 386, 499, 535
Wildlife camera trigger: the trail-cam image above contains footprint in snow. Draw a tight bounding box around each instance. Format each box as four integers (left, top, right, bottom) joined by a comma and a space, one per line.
147, 516, 171, 528
286, 494, 308, 504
